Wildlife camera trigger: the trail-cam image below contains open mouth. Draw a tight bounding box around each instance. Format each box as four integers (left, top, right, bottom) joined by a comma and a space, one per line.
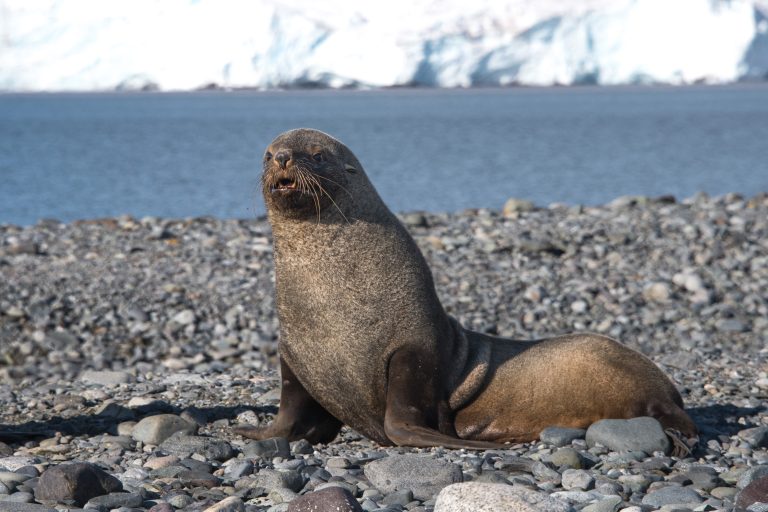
270, 177, 298, 193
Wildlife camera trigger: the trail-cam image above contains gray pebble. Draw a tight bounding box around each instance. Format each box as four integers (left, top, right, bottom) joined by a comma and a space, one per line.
202, 496, 245, 512
739, 466, 768, 489
0, 459, 39, 473
581, 495, 623, 512
684, 466, 721, 491
85, 492, 144, 511
170, 309, 195, 326
100, 435, 135, 450
224, 461, 254, 479
242, 437, 290, 460
618, 474, 651, 494
267, 488, 299, 504
531, 462, 561, 485
364, 455, 462, 501
167, 493, 195, 508
0, 492, 34, 503
180, 407, 208, 427
738, 427, 768, 449
252, 469, 303, 493
0, 504, 58, 512
290, 440, 314, 455
546, 447, 583, 469
594, 479, 623, 496
360, 499, 378, 512
381, 489, 413, 507
434, 482, 571, 512
132, 414, 197, 445
561, 469, 594, 491
176, 470, 221, 489
314, 481, 358, 496
159, 433, 234, 461
34, 462, 123, 507
641, 486, 704, 507
0, 473, 30, 487
147, 503, 174, 512
327, 457, 351, 469
502, 198, 536, 216
586, 417, 670, 454
286, 487, 362, 512
80, 370, 135, 386
539, 427, 587, 447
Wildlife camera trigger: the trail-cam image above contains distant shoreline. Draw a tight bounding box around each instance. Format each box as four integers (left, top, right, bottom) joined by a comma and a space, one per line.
2, 191, 766, 229
3, 81, 768, 96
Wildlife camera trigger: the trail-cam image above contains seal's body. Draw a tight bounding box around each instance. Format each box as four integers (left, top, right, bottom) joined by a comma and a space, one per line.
235, 129, 697, 450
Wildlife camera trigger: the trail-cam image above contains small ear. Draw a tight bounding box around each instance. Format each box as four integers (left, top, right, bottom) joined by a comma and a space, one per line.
344, 163, 358, 173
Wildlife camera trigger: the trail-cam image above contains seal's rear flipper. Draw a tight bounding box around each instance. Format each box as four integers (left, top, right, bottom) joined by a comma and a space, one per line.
665, 428, 699, 458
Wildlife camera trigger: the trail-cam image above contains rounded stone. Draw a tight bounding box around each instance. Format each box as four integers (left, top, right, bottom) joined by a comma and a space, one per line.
739, 466, 768, 489
539, 427, 587, 447
642, 282, 671, 303
581, 495, 623, 512
202, 496, 245, 512
34, 462, 123, 507
364, 454, 463, 501
132, 414, 197, 445
286, 487, 362, 512
79, 370, 135, 386
434, 482, 571, 512
561, 469, 594, 491
586, 417, 670, 454
242, 437, 290, 459
641, 486, 704, 507
502, 198, 535, 217
158, 433, 234, 461
737, 476, 768, 510
546, 447, 583, 469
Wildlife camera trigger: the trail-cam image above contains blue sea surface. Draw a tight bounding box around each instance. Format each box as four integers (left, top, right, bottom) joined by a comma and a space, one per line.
1, 86, 767, 226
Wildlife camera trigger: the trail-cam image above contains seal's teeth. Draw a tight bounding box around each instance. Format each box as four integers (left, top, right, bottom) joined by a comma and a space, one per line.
270, 177, 299, 194
275, 178, 297, 190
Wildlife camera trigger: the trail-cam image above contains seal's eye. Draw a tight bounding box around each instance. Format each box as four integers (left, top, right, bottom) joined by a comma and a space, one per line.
264, 151, 273, 161
312, 152, 324, 163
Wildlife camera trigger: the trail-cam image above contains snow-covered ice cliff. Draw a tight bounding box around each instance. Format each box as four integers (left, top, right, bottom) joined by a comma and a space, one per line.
1, 0, 767, 91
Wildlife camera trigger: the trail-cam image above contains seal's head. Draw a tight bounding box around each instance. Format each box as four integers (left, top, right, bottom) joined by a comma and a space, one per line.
262, 128, 362, 220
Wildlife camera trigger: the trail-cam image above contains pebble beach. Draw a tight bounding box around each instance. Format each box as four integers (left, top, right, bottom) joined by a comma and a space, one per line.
0, 192, 766, 512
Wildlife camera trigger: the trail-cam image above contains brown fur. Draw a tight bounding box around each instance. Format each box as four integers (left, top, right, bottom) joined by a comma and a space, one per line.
237, 128, 697, 449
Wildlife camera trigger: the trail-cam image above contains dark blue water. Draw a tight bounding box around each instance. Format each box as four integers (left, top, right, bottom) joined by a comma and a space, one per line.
1, 86, 767, 226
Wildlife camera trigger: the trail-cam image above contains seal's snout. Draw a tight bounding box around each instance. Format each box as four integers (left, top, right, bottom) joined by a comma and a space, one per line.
275, 150, 292, 169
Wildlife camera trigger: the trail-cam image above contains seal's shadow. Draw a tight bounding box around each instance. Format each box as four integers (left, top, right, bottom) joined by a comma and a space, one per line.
0, 404, 266, 442
1, 402, 762, 448
687, 403, 766, 442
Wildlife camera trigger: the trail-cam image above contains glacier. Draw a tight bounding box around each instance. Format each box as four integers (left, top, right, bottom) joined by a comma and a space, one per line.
0, 0, 767, 91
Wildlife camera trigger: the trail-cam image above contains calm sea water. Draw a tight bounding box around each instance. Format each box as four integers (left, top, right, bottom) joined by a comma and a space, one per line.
1, 86, 767, 226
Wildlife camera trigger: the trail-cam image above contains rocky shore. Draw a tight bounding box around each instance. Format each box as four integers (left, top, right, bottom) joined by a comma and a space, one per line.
0, 192, 766, 512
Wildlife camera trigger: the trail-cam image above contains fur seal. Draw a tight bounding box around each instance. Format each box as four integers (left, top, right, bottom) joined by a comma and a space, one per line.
234, 128, 697, 451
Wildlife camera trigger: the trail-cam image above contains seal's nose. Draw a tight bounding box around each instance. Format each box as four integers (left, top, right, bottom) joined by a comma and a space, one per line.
275, 150, 291, 169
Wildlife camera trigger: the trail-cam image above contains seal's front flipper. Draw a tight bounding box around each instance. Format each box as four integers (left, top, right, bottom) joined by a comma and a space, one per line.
232, 357, 342, 444
383, 348, 502, 450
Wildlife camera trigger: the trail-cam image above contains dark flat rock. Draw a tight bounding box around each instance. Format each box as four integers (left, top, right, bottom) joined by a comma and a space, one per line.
287, 487, 362, 512
34, 462, 122, 507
